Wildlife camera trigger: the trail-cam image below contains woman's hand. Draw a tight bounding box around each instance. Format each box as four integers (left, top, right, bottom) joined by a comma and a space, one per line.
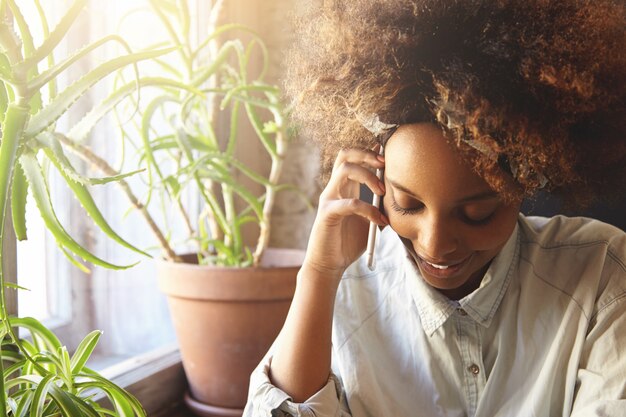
303, 147, 389, 281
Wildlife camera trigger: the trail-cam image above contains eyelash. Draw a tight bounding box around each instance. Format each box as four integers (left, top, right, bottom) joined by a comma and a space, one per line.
390, 199, 496, 226
460, 213, 495, 226
390, 199, 422, 216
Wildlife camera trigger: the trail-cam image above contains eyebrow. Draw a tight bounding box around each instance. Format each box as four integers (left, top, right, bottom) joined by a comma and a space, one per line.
386, 178, 499, 204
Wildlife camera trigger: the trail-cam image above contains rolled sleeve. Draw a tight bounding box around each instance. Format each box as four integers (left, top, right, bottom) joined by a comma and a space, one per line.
243, 355, 349, 417
571, 295, 626, 416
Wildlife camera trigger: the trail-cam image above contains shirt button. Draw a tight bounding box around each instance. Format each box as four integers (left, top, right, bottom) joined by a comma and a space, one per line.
468, 364, 480, 375
457, 308, 467, 316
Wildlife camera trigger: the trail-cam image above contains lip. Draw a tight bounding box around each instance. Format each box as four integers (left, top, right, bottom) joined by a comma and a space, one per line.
416, 254, 473, 279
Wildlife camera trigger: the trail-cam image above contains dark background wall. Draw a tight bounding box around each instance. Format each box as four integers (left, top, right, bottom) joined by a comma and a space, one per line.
521, 192, 625, 231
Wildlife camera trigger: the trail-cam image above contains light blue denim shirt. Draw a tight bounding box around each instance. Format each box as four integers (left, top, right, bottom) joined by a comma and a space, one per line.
244, 215, 626, 417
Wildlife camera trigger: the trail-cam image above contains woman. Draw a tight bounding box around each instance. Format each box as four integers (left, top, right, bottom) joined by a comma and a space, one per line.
244, 1, 626, 416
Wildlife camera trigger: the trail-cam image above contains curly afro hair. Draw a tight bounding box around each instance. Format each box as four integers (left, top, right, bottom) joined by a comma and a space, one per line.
284, 0, 626, 207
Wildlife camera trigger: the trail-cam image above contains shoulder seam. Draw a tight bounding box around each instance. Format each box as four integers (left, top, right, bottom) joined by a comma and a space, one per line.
606, 249, 626, 273
519, 256, 589, 320
519, 238, 611, 251
591, 291, 626, 321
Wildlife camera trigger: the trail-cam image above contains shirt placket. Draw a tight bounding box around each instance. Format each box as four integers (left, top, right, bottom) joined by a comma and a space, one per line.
455, 308, 487, 417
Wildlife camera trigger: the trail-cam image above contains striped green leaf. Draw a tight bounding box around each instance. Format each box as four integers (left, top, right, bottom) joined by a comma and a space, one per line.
70, 330, 101, 374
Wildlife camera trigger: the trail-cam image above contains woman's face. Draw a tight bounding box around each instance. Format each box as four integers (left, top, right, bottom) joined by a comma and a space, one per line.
383, 123, 520, 299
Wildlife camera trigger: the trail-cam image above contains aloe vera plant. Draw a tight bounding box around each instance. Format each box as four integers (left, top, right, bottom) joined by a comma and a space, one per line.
72, 0, 295, 267
0, 0, 178, 415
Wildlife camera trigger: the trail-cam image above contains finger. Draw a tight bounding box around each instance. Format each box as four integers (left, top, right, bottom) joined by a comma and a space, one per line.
333, 148, 385, 172
321, 198, 390, 226
325, 162, 386, 199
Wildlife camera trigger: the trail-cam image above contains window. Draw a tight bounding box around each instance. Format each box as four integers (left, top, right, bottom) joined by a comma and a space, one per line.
14, 0, 216, 370
13, 1, 316, 413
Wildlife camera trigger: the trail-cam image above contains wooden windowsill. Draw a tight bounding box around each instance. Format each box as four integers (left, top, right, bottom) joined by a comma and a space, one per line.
97, 344, 193, 416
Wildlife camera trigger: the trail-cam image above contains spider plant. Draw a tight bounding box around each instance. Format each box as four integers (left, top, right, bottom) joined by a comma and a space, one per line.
2, 317, 144, 416
0, 0, 174, 414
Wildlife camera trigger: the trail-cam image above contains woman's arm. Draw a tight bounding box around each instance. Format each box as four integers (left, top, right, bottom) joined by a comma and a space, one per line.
269, 264, 342, 402
269, 148, 389, 402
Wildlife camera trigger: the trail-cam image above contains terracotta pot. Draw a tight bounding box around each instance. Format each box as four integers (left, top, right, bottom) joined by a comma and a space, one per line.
157, 248, 304, 417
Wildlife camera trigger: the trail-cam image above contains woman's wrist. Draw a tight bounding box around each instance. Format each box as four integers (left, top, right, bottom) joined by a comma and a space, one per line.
299, 259, 345, 287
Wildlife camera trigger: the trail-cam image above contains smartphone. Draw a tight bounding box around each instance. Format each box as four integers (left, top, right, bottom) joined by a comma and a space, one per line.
365, 145, 385, 270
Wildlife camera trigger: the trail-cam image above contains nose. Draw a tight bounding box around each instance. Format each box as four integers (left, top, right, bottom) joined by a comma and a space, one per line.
416, 215, 458, 260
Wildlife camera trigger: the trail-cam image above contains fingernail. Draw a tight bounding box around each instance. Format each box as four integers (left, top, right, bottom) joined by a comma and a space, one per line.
380, 213, 389, 225
377, 154, 385, 162
379, 182, 386, 194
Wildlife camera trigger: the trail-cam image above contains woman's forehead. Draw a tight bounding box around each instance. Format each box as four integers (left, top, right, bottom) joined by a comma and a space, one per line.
385, 123, 493, 196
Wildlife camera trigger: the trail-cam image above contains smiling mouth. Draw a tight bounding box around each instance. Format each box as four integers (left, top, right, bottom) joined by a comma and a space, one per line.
416, 254, 472, 278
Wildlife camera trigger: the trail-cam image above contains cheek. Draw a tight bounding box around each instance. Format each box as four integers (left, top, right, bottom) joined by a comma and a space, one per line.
387, 214, 419, 240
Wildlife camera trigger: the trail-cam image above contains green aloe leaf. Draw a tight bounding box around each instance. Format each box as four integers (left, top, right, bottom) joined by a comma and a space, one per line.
0, 104, 29, 235
15, 0, 88, 71
6, 0, 43, 113
28, 35, 131, 96
24, 47, 176, 138
193, 164, 263, 220
191, 39, 243, 86
230, 158, 272, 186
11, 161, 28, 241
3, 282, 30, 291
36, 132, 145, 187
19, 150, 137, 270
140, 95, 178, 184
68, 76, 202, 142
42, 145, 150, 257
87, 169, 145, 185
32, 0, 56, 101
244, 102, 277, 157
0, 53, 12, 81
34, 132, 89, 185
0, 80, 9, 123
220, 84, 279, 109
28, 35, 134, 93
60, 246, 91, 274
192, 23, 257, 62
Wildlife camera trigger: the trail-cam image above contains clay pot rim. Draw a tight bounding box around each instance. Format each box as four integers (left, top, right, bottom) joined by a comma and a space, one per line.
155, 248, 306, 272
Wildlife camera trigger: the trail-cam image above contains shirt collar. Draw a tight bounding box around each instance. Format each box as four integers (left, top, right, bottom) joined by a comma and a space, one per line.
402, 222, 520, 336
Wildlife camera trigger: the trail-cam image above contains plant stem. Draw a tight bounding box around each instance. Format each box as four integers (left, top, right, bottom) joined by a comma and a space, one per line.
56, 134, 182, 262
175, 197, 194, 237
253, 129, 286, 266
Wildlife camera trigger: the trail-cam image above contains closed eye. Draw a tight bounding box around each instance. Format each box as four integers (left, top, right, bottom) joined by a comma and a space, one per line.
459, 210, 497, 226
390, 199, 423, 215
460, 211, 496, 226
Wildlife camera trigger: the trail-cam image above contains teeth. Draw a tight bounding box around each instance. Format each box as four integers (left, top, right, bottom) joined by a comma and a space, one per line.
427, 262, 449, 270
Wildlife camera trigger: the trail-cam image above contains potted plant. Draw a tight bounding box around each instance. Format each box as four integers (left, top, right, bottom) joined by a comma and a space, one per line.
0, 0, 175, 415
64, 1, 307, 415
